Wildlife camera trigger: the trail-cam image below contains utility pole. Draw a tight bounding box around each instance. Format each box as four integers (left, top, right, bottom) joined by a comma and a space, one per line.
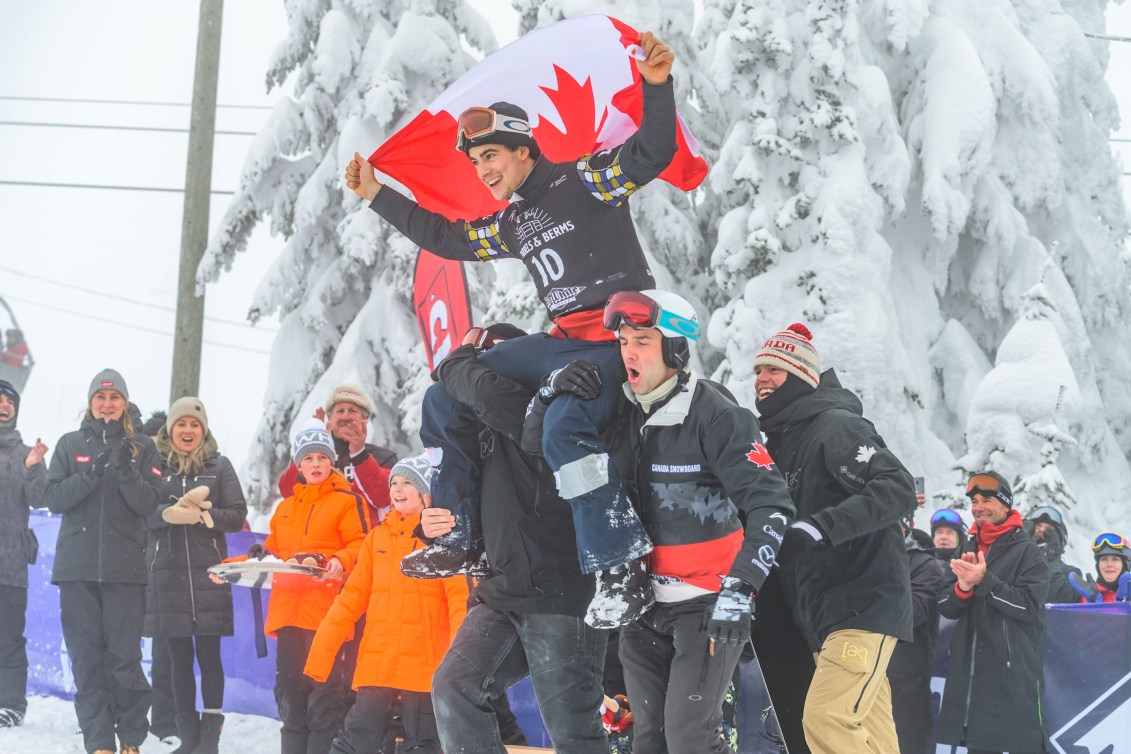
171, 0, 223, 402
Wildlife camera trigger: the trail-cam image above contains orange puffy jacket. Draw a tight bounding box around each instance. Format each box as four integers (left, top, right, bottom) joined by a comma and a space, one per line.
303, 508, 469, 692
263, 472, 370, 637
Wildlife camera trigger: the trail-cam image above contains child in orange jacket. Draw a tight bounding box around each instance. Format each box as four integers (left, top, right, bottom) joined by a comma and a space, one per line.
262, 418, 370, 754
304, 454, 469, 754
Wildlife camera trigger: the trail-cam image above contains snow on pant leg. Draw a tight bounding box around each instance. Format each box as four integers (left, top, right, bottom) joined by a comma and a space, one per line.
620, 596, 742, 754
514, 612, 608, 754
275, 627, 315, 754
59, 582, 116, 752
149, 637, 176, 734
306, 631, 356, 754
101, 582, 150, 747
165, 636, 198, 713
419, 381, 483, 550
432, 603, 528, 754
802, 629, 899, 754
329, 686, 397, 754
0, 584, 28, 715
194, 635, 225, 710
400, 690, 442, 754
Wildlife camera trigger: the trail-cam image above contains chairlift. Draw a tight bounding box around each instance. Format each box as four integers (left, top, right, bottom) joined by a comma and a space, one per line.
0, 295, 34, 392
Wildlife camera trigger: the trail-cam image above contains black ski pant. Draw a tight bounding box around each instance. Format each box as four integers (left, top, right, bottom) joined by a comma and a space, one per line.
889, 669, 933, 754
0, 584, 28, 715
330, 687, 439, 754
620, 595, 744, 754
166, 635, 224, 711
149, 638, 176, 736
59, 581, 150, 751
276, 626, 353, 754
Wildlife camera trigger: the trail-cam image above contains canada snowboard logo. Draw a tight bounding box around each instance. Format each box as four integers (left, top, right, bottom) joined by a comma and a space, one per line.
746, 443, 775, 469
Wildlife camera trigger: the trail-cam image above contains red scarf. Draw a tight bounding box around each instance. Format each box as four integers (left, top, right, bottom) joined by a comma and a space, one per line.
971, 509, 1023, 555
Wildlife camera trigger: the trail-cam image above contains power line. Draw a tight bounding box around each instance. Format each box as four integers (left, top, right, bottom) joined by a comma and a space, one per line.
0, 94, 272, 110
0, 179, 235, 195
1, 293, 272, 355
0, 265, 277, 332
1084, 32, 1131, 43
0, 120, 257, 136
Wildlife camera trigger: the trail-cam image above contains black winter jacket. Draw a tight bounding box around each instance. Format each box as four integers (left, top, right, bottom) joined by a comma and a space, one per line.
144, 432, 248, 637
45, 416, 162, 584
759, 369, 914, 650
435, 344, 596, 615
621, 375, 794, 595
888, 529, 946, 677
1045, 557, 1083, 604
370, 78, 679, 319
0, 427, 47, 588
936, 527, 1050, 752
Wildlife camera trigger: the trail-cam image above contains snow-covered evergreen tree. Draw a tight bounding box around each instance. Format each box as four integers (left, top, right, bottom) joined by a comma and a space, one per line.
199, 0, 495, 511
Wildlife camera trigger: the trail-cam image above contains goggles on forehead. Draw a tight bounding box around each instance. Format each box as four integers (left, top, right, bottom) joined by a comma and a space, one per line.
965, 473, 1012, 506
1092, 532, 1129, 552
455, 107, 533, 152
1026, 505, 1065, 527
930, 509, 963, 529
602, 291, 700, 341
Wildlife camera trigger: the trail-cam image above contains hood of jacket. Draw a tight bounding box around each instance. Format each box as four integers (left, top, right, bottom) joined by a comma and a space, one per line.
0, 426, 22, 450
907, 527, 936, 554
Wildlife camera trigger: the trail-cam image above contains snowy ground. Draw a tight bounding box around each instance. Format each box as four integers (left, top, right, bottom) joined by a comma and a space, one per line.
2, 695, 280, 754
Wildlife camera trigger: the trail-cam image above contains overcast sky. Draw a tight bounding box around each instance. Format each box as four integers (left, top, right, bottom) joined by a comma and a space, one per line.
0, 0, 1126, 472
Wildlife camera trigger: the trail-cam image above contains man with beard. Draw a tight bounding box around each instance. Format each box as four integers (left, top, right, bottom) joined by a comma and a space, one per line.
753, 323, 914, 754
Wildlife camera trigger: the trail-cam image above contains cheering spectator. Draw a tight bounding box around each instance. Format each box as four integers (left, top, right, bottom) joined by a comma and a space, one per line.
278, 384, 397, 523
304, 455, 468, 754
1072, 532, 1130, 603
1024, 505, 1082, 603
144, 397, 248, 753
936, 470, 1051, 754
930, 508, 966, 562
0, 380, 47, 727
45, 369, 162, 754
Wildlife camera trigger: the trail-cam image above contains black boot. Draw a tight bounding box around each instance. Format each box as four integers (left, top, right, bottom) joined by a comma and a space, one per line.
193, 712, 223, 754
172, 711, 200, 754
585, 558, 654, 628
399, 542, 489, 579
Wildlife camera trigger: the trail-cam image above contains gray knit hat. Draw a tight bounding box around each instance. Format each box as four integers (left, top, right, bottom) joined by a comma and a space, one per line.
390, 453, 435, 501
88, 368, 129, 402
292, 418, 337, 465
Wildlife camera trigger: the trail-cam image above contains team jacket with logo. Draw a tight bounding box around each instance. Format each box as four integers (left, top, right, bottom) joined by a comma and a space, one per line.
45, 416, 162, 584
369, 78, 679, 319
624, 375, 795, 598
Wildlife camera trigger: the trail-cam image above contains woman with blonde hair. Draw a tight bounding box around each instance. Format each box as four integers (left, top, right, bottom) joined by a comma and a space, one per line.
45, 369, 162, 754
145, 396, 247, 753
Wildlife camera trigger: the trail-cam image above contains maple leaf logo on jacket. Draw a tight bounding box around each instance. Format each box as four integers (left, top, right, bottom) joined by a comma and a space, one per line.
746, 443, 775, 469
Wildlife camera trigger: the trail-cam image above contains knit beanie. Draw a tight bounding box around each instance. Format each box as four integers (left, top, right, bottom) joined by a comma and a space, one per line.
166, 396, 209, 435
0, 380, 18, 428
754, 324, 821, 390
88, 368, 129, 402
390, 454, 435, 501
324, 383, 373, 417
292, 418, 337, 465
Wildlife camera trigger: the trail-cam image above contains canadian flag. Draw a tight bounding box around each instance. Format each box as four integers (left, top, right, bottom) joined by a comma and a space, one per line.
369, 14, 708, 221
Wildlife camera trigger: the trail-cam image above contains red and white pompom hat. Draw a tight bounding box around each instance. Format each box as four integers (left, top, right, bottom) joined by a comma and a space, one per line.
753, 323, 821, 389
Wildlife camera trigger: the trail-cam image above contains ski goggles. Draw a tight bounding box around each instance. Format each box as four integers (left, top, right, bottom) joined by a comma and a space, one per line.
930, 509, 963, 529
1026, 505, 1065, 528
455, 107, 533, 152
602, 291, 700, 341
965, 473, 1013, 506
1092, 532, 1129, 552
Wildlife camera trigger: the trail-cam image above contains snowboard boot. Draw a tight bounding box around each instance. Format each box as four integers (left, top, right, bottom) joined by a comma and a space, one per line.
0, 707, 24, 727
172, 711, 200, 754
400, 542, 489, 579
585, 558, 654, 628
193, 712, 224, 754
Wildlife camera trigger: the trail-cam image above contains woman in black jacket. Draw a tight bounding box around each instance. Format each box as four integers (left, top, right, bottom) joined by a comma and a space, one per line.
45, 369, 162, 754
145, 397, 246, 754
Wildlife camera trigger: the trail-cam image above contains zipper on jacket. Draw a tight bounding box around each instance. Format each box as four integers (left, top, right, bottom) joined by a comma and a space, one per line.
961, 629, 978, 736
98, 429, 107, 582
304, 502, 316, 535
181, 477, 197, 624
150, 538, 161, 572
1002, 620, 1011, 668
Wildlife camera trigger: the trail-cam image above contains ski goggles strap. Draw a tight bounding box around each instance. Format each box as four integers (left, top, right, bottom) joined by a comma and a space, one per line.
455, 107, 532, 151
930, 509, 963, 529
1092, 532, 1129, 552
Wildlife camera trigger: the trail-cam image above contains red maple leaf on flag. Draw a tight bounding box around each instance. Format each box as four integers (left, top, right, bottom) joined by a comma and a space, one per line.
530, 66, 603, 161
746, 443, 775, 469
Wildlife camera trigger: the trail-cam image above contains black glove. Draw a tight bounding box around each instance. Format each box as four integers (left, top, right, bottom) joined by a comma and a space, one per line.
538, 361, 602, 404
247, 543, 270, 560
113, 441, 137, 479
707, 577, 755, 648
90, 448, 112, 478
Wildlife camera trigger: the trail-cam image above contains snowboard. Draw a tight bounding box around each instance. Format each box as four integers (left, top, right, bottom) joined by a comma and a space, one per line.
208, 560, 327, 589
